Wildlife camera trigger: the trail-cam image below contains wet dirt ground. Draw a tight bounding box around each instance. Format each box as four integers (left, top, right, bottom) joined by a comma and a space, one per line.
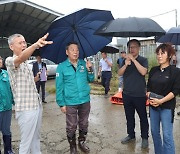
3, 79, 180, 154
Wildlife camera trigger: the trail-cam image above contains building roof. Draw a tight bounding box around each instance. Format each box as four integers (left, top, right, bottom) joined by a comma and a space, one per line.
0, 0, 63, 43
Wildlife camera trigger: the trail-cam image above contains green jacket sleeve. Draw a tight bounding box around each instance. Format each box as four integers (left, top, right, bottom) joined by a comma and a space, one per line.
87, 70, 94, 83
56, 64, 65, 107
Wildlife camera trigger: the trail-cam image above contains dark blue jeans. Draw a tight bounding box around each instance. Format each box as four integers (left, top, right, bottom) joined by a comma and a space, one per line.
122, 93, 149, 139
101, 71, 112, 94
66, 102, 90, 138
36, 81, 46, 101
0, 110, 12, 135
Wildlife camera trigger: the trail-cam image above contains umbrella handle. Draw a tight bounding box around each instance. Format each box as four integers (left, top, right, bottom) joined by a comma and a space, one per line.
75, 31, 87, 58
88, 66, 93, 72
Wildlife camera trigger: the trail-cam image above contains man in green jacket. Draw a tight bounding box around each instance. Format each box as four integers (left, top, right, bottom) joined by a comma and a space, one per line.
0, 56, 14, 154
56, 41, 94, 154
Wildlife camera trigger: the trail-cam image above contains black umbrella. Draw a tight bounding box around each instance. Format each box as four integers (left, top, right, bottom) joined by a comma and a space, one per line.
157, 27, 180, 45
95, 17, 165, 37
100, 44, 119, 54
41, 8, 114, 64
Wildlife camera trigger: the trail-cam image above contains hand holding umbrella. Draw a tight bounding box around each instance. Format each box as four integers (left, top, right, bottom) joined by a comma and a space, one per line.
127, 54, 135, 62
125, 56, 131, 66
86, 60, 93, 72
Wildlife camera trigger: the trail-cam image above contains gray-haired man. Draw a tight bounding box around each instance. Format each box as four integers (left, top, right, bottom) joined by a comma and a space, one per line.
6, 33, 52, 154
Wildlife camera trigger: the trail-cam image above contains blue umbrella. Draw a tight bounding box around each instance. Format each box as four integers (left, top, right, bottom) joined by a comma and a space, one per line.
157, 27, 180, 45
41, 8, 114, 64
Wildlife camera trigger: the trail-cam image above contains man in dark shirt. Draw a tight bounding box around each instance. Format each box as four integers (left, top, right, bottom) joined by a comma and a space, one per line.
118, 39, 149, 149
32, 55, 48, 103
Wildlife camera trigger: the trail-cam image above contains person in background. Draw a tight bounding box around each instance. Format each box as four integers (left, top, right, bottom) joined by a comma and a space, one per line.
176, 50, 180, 68
170, 54, 177, 66
98, 52, 112, 98
32, 55, 48, 103
176, 51, 180, 115
147, 43, 180, 154
1, 57, 7, 70
119, 39, 149, 148
117, 51, 126, 92
5, 33, 52, 154
0, 56, 15, 154
56, 41, 94, 154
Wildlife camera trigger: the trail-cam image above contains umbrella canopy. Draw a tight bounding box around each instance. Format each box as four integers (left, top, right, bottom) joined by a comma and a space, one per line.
41, 8, 114, 64
95, 17, 165, 37
157, 27, 180, 45
100, 44, 119, 54
32, 49, 41, 57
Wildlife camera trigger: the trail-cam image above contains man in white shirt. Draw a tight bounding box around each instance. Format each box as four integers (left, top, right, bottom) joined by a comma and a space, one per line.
98, 52, 112, 97
6, 33, 52, 154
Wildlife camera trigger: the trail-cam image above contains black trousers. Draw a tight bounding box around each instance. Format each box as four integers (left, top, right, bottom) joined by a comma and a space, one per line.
101, 71, 112, 94
36, 81, 46, 101
122, 93, 149, 139
66, 102, 90, 138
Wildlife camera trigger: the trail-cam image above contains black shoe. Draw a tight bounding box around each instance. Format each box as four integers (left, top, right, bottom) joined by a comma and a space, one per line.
177, 112, 180, 115
6, 151, 15, 154
141, 138, 148, 149
121, 136, 135, 144
42, 101, 47, 103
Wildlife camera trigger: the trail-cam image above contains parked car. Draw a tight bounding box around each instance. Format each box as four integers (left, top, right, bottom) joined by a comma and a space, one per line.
27, 59, 58, 78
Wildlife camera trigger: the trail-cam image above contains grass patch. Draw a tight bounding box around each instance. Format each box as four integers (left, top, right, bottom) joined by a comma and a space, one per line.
46, 85, 56, 94
90, 74, 119, 95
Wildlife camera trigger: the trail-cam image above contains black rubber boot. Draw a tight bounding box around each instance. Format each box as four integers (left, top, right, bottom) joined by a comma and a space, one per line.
78, 131, 90, 153
3, 135, 15, 154
67, 135, 77, 154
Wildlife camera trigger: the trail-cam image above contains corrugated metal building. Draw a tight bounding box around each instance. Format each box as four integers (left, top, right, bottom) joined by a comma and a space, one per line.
0, 0, 63, 58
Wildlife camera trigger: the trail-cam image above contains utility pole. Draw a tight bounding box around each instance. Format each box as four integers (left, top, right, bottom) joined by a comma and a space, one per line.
150, 9, 178, 27
175, 9, 178, 27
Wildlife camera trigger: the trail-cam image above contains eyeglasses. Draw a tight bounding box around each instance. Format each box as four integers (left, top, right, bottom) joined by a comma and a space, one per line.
129, 46, 139, 49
